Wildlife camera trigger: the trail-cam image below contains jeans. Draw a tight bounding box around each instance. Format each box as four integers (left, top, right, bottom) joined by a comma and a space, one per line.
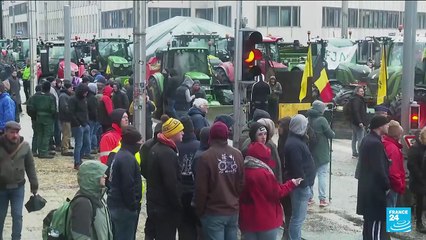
22, 80, 30, 102
109, 207, 139, 240
289, 186, 311, 240
351, 124, 365, 155
0, 185, 25, 240
200, 214, 238, 240
243, 227, 279, 240
71, 125, 90, 166
88, 120, 100, 151
386, 190, 398, 207
316, 163, 329, 201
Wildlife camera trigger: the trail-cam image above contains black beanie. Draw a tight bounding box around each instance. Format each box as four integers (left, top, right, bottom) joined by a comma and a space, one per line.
121, 126, 142, 145
214, 114, 235, 129
42, 81, 51, 92
63, 80, 72, 90
369, 115, 390, 130
111, 108, 127, 125
249, 122, 269, 142
180, 116, 195, 133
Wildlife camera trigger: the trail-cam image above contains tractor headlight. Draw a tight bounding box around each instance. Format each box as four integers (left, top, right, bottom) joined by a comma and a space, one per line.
113, 64, 120, 68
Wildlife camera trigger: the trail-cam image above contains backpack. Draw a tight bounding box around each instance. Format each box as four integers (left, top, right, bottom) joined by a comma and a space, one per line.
343, 97, 354, 121
42, 195, 97, 240
306, 119, 319, 150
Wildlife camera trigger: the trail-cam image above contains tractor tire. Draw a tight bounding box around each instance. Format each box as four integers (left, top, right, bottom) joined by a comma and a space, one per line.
389, 98, 401, 122
147, 76, 163, 120
215, 68, 230, 84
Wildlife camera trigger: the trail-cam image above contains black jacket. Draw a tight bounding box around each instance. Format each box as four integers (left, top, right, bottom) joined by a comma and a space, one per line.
68, 85, 89, 128
356, 131, 390, 220
175, 85, 191, 112
165, 76, 182, 99
350, 94, 368, 126
407, 140, 426, 195
176, 132, 200, 194
112, 90, 129, 111
87, 92, 99, 122
146, 137, 182, 213
140, 137, 158, 179
283, 132, 316, 188
251, 80, 271, 103
107, 146, 142, 211
58, 90, 73, 122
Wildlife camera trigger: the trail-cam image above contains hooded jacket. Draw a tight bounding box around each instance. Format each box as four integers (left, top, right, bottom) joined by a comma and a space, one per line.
192, 127, 210, 177
111, 83, 129, 111
87, 83, 99, 122
188, 107, 210, 139
107, 144, 142, 211
147, 133, 183, 213
98, 86, 114, 127
306, 108, 335, 166
239, 109, 271, 149
68, 84, 90, 128
0, 136, 38, 192
99, 109, 126, 164
350, 94, 368, 126
27, 89, 56, 124
382, 135, 405, 194
58, 89, 73, 122
407, 138, 426, 195
239, 156, 296, 232
68, 161, 113, 240
140, 124, 162, 179
0, 92, 15, 131
175, 77, 194, 112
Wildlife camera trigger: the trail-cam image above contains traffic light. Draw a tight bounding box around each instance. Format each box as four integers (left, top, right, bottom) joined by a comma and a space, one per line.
410, 102, 420, 130
241, 29, 263, 81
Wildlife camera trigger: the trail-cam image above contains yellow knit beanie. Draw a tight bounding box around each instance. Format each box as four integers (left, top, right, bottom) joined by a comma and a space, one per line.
162, 117, 184, 138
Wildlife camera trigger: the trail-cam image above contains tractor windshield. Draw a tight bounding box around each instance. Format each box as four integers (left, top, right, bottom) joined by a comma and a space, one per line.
49, 45, 65, 60
172, 49, 209, 77
256, 42, 280, 62
388, 41, 426, 85
98, 40, 129, 59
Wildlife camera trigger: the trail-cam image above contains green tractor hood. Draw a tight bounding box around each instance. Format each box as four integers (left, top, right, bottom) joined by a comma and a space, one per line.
185, 71, 211, 85
335, 62, 372, 86
368, 66, 402, 102
108, 55, 130, 65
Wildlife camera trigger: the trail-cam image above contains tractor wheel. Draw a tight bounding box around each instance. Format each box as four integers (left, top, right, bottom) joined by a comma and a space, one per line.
147, 76, 163, 120
389, 98, 401, 122
215, 68, 230, 84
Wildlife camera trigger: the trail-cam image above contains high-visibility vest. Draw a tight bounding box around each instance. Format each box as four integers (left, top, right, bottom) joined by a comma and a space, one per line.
110, 143, 146, 201
22, 66, 31, 80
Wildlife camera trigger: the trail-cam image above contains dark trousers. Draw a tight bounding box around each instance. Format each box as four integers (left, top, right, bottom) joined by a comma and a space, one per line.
281, 195, 292, 240
0, 184, 25, 240
53, 117, 61, 148
416, 194, 424, 223
36, 121, 54, 156
268, 98, 279, 122
110, 207, 139, 240
362, 218, 388, 240
23, 80, 30, 102
178, 193, 198, 240
148, 209, 181, 240
31, 120, 38, 154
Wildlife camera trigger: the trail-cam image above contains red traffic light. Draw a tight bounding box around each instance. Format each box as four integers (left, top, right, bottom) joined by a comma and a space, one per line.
410, 104, 420, 130
244, 49, 262, 64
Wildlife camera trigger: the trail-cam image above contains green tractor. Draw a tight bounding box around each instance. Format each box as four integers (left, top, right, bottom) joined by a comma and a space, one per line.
147, 47, 233, 119
88, 38, 132, 85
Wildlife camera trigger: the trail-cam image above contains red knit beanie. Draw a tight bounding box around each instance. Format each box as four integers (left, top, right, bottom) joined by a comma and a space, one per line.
209, 121, 229, 140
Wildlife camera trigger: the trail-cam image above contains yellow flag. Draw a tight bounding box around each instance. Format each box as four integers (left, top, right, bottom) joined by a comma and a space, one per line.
299, 45, 313, 102
377, 47, 387, 105
106, 64, 111, 75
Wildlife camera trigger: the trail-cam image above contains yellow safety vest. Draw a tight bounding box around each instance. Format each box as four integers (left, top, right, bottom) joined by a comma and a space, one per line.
22, 66, 31, 80
110, 143, 146, 201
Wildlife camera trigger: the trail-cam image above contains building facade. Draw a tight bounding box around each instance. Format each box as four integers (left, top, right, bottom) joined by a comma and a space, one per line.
2, 1, 426, 41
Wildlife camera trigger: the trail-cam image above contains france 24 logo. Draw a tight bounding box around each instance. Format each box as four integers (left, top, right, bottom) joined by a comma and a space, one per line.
386, 207, 411, 232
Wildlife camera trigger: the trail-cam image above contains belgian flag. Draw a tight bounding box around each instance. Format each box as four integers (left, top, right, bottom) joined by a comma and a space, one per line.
313, 59, 333, 103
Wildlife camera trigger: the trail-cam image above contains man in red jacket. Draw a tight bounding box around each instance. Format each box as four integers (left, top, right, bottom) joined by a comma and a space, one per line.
382, 120, 405, 207
99, 108, 128, 164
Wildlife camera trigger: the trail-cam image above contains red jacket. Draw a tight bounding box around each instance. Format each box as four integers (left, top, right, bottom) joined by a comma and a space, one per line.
99, 123, 122, 164
239, 164, 296, 232
382, 135, 406, 194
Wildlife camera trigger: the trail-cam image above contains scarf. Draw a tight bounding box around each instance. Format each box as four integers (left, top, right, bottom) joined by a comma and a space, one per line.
244, 156, 274, 174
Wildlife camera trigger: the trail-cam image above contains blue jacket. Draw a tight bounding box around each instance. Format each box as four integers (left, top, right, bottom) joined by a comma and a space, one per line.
188, 107, 210, 139
283, 132, 316, 188
0, 93, 16, 131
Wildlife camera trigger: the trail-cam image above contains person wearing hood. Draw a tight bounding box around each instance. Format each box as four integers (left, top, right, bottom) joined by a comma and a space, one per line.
0, 82, 15, 135
164, 68, 181, 118
28, 81, 56, 159
268, 76, 282, 122
0, 121, 38, 240
239, 108, 271, 150
58, 80, 74, 156
7, 70, 22, 117
147, 116, 184, 239
383, 120, 405, 208
407, 127, 426, 233
191, 80, 206, 100
192, 127, 211, 178
68, 160, 113, 240
214, 114, 235, 138
69, 84, 91, 169
99, 108, 128, 165
188, 98, 210, 140
98, 83, 114, 133
87, 83, 100, 154
107, 126, 143, 240
284, 114, 315, 240
176, 116, 200, 240
306, 100, 335, 207
357, 115, 390, 239
240, 121, 283, 183
175, 76, 195, 118
195, 122, 244, 239
251, 74, 271, 113
112, 82, 129, 111
239, 142, 301, 240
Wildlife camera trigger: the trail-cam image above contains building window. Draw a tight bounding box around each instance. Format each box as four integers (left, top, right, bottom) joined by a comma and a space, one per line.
101, 8, 134, 29
218, 6, 231, 27
196, 8, 213, 21
348, 8, 358, 28
9, 3, 28, 16
322, 7, 341, 28
257, 6, 300, 27
148, 8, 191, 27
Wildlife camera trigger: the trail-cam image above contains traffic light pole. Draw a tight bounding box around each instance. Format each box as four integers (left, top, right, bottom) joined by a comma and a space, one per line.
401, 1, 417, 134
232, 0, 243, 148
